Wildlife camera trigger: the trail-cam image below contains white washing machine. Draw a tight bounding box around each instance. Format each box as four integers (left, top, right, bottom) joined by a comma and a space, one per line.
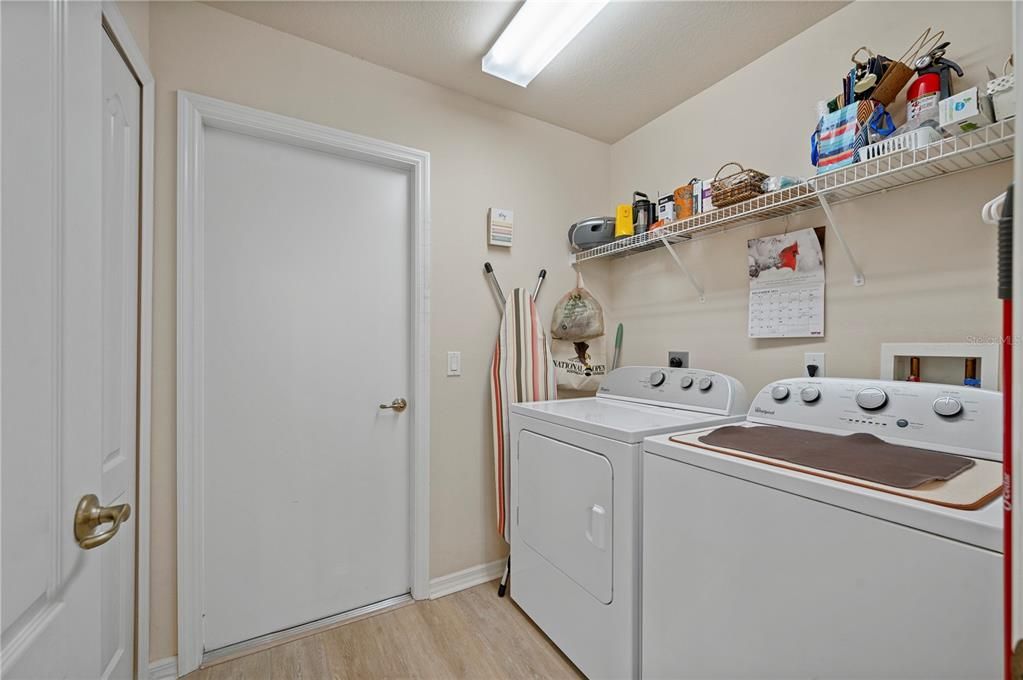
643, 378, 1003, 680
510, 366, 748, 680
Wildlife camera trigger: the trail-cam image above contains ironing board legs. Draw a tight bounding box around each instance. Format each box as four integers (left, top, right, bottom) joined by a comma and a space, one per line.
498, 556, 510, 597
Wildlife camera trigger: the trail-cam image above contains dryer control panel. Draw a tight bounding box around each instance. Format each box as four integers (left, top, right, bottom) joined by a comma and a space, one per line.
597, 366, 748, 416
749, 378, 1002, 461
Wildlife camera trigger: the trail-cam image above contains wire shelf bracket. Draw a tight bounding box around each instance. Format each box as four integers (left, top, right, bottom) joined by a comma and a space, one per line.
817, 192, 865, 286
661, 236, 706, 302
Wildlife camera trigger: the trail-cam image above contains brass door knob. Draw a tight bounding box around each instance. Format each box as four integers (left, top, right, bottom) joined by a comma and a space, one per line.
74, 494, 131, 550
379, 398, 408, 412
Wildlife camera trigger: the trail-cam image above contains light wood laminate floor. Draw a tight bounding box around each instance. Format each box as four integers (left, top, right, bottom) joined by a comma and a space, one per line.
185, 581, 584, 680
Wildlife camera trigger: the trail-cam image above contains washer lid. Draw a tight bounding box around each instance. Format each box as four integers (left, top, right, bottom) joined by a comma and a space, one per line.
511, 397, 737, 444
644, 428, 1002, 552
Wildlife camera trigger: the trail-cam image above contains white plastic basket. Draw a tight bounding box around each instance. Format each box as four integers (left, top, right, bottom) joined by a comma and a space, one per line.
987, 74, 1014, 96
858, 126, 942, 162
987, 73, 1015, 122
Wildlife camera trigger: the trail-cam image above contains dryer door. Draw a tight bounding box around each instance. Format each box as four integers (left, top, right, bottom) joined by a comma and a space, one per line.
517, 431, 613, 604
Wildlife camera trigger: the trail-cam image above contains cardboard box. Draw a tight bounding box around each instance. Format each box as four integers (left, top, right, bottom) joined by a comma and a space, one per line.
939, 87, 994, 133
700, 180, 715, 212
657, 195, 675, 222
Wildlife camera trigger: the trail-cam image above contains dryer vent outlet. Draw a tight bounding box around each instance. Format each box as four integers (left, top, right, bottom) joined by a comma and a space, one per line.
668, 352, 690, 369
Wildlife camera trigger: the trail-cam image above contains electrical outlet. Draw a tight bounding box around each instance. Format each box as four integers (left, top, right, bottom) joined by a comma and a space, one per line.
805, 352, 825, 378
668, 351, 690, 368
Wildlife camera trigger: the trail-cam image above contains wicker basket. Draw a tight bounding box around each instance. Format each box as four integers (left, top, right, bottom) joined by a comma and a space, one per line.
710, 162, 768, 208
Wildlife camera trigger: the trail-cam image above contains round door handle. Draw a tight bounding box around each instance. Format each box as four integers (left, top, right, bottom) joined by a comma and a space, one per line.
74, 494, 131, 550
379, 398, 408, 412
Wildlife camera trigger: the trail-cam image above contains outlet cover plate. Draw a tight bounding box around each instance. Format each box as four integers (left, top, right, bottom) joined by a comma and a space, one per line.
805, 352, 825, 378
447, 351, 461, 377
668, 351, 690, 369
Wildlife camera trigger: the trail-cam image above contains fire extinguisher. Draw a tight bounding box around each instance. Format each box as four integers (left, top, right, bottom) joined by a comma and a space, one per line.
906, 41, 963, 125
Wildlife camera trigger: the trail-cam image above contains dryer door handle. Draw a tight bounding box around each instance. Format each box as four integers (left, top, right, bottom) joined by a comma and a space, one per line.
585, 504, 608, 551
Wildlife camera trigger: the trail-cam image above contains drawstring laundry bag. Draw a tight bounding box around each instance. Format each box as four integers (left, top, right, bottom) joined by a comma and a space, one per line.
551, 272, 608, 391
551, 271, 605, 341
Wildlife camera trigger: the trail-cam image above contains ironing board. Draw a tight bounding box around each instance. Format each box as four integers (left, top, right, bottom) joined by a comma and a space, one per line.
491, 288, 557, 543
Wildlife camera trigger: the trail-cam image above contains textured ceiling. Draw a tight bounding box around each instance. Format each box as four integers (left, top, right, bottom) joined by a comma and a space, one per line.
206, 1, 847, 143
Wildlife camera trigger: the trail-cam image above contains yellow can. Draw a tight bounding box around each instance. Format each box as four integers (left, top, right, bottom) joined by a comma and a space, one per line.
615, 204, 634, 239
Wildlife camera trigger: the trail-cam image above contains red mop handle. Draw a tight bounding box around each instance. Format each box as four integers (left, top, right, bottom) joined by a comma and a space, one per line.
999, 184, 1013, 680
1006, 300, 1013, 680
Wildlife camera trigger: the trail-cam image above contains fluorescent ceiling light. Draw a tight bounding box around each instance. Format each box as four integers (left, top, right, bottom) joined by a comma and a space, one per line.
482, 1, 609, 88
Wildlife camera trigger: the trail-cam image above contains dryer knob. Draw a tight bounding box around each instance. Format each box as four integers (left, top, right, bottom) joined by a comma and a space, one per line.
680, 376, 694, 389
933, 396, 963, 417
697, 377, 713, 391
856, 387, 888, 410
649, 370, 666, 388
800, 386, 821, 403
771, 385, 791, 401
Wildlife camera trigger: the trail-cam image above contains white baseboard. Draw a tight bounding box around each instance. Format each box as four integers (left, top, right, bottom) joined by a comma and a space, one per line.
148, 656, 178, 680
429, 558, 506, 599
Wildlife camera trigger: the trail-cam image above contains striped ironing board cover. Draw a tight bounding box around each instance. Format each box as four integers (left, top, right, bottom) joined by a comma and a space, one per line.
490, 288, 557, 543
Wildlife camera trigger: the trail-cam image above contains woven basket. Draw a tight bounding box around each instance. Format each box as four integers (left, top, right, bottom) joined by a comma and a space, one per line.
710, 162, 768, 208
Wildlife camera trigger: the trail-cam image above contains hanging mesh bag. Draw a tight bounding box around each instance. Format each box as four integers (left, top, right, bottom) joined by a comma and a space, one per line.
551, 271, 605, 341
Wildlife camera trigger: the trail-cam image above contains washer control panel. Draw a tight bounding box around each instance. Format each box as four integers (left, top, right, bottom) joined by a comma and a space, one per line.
749, 378, 1002, 461
598, 366, 749, 416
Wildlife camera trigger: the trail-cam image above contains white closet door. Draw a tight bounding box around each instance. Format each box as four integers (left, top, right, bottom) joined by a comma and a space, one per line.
201, 127, 412, 650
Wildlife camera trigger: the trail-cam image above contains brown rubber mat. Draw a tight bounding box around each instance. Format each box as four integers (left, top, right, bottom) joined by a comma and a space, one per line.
698, 425, 975, 489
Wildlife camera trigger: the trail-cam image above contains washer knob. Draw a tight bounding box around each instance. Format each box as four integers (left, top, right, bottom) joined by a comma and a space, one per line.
856, 387, 888, 410
697, 377, 713, 391
933, 396, 963, 417
800, 386, 821, 403
680, 376, 694, 389
649, 370, 666, 388
770, 384, 790, 401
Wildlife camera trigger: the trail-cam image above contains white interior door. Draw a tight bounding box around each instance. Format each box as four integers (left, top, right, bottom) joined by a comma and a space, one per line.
98, 23, 141, 680
1, 3, 139, 679
200, 126, 412, 651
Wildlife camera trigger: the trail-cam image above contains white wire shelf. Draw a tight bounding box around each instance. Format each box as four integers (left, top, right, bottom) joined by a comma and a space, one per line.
572, 118, 1015, 265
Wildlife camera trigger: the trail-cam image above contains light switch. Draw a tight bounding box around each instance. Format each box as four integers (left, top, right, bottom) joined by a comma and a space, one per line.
447, 351, 461, 377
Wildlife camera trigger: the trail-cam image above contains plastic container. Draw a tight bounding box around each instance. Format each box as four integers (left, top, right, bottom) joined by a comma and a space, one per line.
987, 73, 1015, 122
858, 126, 942, 162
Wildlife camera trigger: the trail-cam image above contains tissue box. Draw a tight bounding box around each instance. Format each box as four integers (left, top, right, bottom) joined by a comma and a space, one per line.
939, 87, 994, 133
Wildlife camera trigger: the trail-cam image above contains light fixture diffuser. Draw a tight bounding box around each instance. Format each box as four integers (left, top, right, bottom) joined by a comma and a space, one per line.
482, 0, 609, 87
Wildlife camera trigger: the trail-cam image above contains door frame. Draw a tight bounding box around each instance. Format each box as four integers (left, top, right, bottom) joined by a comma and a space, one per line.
175, 91, 431, 676
98, 4, 156, 679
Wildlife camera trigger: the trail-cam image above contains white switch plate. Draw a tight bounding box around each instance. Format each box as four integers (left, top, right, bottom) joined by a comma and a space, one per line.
805, 352, 826, 378
447, 351, 461, 377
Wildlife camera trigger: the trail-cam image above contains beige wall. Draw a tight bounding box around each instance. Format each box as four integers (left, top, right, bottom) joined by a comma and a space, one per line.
144, 1, 609, 661
117, 0, 149, 61
606, 1, 1013, 394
